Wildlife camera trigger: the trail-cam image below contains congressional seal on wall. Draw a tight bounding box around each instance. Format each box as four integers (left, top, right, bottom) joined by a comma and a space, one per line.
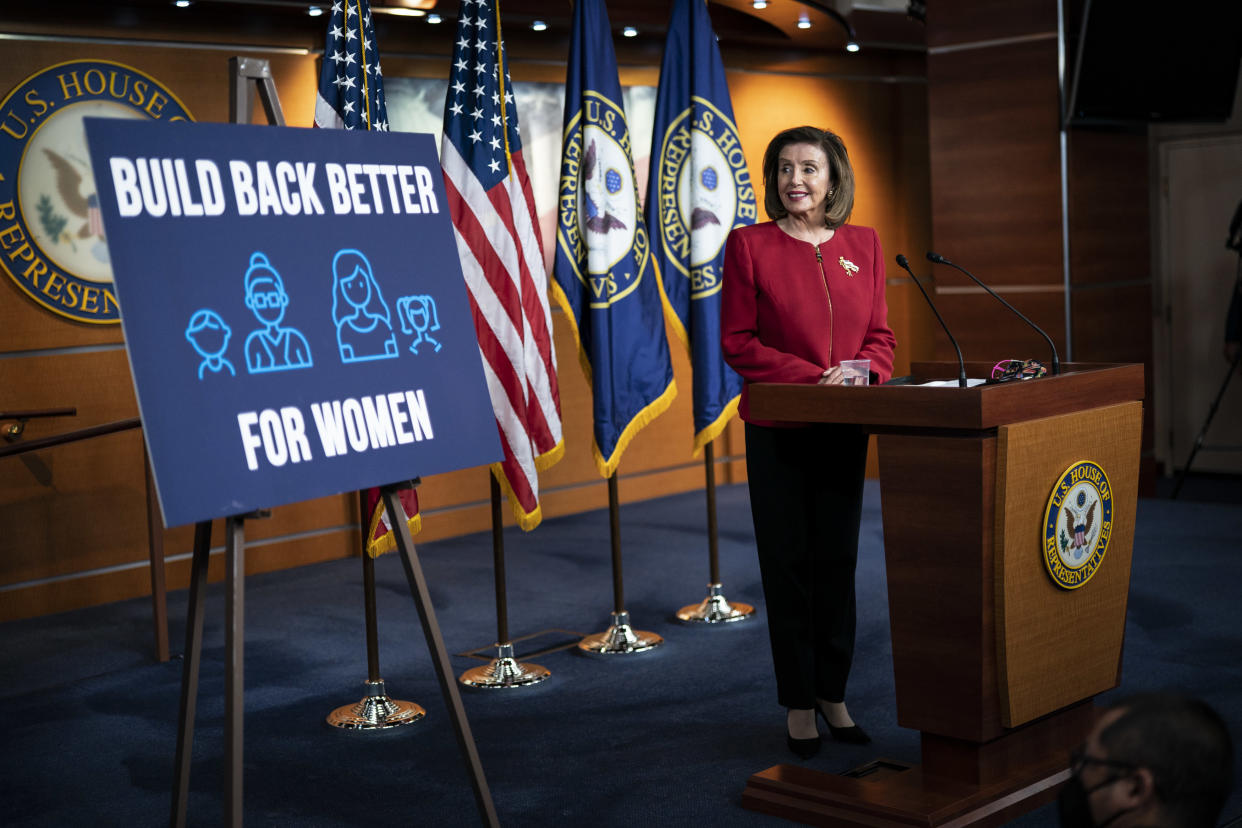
1042, 459, 1115, 590
0, 60, 193, 324
652, 97, 756, 299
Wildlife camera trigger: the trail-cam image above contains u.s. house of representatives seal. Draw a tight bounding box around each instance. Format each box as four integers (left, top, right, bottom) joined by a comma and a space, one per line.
0, 60, 193, 324
653, 97, 756, 298
558, 91, 648, 309
1042, 459, 1114, 590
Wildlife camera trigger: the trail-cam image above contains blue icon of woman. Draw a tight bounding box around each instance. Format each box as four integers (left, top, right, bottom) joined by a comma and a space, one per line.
185, 309, 236, 379
243, 252, 313, 373
331, 249, 398, 363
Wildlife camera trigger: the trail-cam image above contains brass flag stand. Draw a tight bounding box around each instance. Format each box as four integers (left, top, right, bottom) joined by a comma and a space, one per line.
459, 473, 551, 688
578, 472, 663, 654
676, 443, 754, 623
325, 491, 425, 728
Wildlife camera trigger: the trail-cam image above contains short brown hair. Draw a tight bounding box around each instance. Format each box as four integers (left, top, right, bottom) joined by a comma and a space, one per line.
761, 126, 855, 228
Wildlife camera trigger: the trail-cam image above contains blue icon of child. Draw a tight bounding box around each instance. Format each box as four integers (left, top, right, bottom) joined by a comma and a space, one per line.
331, 249, 398, 363
185, 309, 236, 379
243, 252, 313, 373
397, 295, 443, 355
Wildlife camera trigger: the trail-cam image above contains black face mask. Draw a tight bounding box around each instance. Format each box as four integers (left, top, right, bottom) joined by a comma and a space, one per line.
1057, 772, 1137, 828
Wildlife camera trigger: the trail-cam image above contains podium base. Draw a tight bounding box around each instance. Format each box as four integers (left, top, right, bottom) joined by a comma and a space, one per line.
325, 679, 425, 730
743, 704, 1091, 827
676, 583, 754, 624
743, 757, 1067, 828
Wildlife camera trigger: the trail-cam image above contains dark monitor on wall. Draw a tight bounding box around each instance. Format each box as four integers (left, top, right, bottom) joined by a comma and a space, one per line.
1066, 0, 1242, 125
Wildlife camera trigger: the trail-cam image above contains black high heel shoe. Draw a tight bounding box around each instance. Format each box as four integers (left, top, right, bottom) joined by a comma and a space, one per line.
816, 705, 871, 745
786, 732, 821, 759
786, 709, 821, 759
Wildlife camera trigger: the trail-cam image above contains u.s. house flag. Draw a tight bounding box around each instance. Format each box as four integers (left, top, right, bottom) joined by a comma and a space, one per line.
313, 0, 420, 555
645, 0, 756, 455
440, 0, 564, 530
553, 0, 676, 479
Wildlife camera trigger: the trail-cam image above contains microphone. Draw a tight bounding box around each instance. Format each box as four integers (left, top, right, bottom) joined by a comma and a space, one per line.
895, 254, 968, 387
926, 251, 1061, 375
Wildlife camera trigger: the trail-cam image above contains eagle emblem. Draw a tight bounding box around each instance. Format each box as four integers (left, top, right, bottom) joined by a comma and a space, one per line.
838, 256, 859, 276
1062, 499, 1096, 555
1042, 460, 1115, 590
582, 139, 627, 234
42, 148, 106, 243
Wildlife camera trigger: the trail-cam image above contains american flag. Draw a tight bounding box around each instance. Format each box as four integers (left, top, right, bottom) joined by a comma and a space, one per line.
87, 193, 104, 239
440, 0, 564, 530
314, 0, 389, 132
314, 0, 419, 557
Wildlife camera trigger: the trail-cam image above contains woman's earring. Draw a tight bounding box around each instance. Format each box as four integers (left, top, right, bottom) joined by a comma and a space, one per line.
828, 188, 835, 198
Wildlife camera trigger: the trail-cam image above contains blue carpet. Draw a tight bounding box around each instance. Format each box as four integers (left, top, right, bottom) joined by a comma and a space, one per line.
1, 481, 1239, 826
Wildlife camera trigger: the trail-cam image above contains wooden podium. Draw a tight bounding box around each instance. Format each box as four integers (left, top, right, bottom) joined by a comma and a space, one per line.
741, 362, 1144, 827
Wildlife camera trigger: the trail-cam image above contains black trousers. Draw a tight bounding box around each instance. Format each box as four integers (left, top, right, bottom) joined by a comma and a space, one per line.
744, 422, 868, 710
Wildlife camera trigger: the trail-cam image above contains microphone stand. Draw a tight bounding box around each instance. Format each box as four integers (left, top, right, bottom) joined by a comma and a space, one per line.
927, 252, 1061, 375
895, 254, 968, 387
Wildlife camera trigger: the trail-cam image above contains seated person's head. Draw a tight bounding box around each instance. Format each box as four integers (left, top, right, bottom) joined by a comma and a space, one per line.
1061, 693, 1233, 828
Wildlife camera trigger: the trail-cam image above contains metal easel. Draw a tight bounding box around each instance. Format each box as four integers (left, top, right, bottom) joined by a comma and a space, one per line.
169, 57, 498, 827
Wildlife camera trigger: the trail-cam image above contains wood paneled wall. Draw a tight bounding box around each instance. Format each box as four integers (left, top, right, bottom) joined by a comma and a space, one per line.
927, 3, 1065, 359
0, 19, 934, 622
925, 1, 1154, 483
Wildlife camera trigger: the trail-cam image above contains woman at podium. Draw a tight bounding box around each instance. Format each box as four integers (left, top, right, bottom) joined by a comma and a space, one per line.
721, 126, 896, 759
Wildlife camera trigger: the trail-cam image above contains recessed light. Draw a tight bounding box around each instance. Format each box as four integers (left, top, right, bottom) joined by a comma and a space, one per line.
531, 20, 547, 32
622, 26, 638, 37
797, 11, 811, 29
846, 40, 860, 52
173, 0, 192, 7
427, 13, 442, 24
752, 0, 768, 8
307, 5, 323, 16
374, 7, 425, 16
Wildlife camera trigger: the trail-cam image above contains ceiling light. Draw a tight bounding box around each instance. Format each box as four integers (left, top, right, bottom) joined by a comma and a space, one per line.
752, 0, 768, 7
797, 11, 811, 28
173, 0, 192, 7
427, 13, 442, 23
846, 40, 860, 52
373, 7, 425, 16
622, 26, 638, 37
531, 19, 547, 32
307, 5, 323, 16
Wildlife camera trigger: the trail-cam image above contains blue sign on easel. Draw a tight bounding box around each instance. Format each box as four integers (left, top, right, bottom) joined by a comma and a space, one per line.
84, 119, 502, 527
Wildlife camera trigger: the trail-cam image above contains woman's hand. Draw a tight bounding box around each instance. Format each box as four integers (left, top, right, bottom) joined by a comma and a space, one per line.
817, 366, 845, 385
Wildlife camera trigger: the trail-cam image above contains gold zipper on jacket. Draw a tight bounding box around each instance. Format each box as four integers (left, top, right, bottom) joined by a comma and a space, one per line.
815, 244, 833, 366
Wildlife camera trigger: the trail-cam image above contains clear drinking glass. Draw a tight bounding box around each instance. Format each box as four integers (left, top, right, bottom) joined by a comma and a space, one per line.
840, 359, 870, 386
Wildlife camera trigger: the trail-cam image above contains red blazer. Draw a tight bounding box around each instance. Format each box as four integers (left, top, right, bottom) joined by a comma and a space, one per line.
721, 221, 897, 425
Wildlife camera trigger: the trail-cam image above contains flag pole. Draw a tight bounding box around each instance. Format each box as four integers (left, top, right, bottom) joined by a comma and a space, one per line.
307, 0, 424, 730
325, 490, 425, 729
578, 471, 663, 654
676, 442, 754, 623
459, 473, 551, 688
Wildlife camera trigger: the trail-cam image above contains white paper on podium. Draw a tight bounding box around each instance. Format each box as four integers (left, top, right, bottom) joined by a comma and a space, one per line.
918, 378, 988, 387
